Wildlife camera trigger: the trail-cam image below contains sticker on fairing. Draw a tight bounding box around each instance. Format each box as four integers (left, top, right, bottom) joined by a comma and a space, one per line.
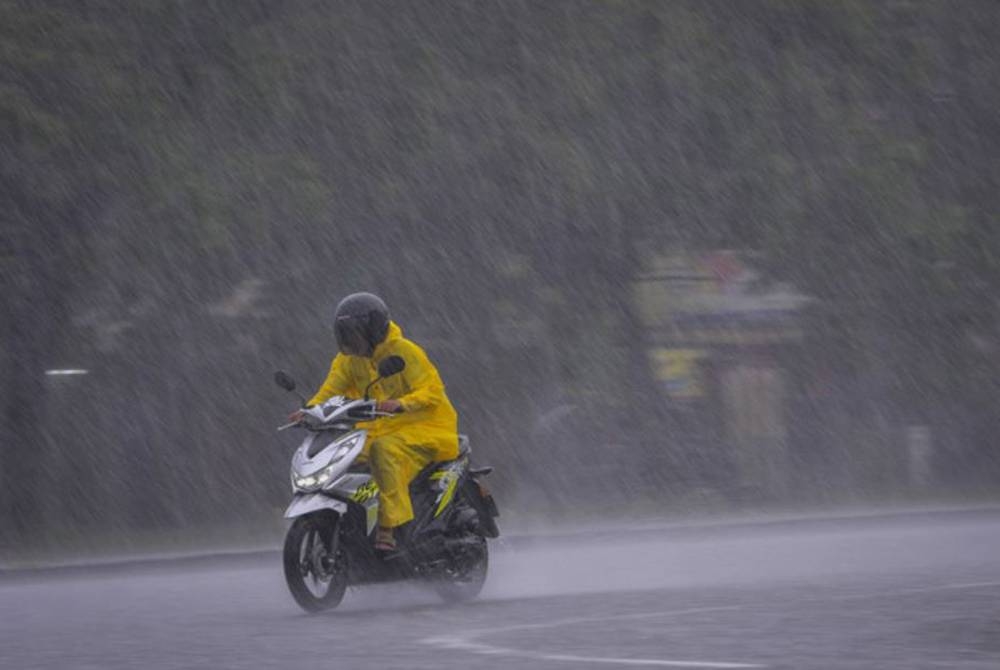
430, 470, 459, 517
351, 479, 379, 503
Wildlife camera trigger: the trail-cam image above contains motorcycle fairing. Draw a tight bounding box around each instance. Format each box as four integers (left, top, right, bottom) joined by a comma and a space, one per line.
284, 493, 348, 519
291, 429, 367, 479
326, 472, 380, 535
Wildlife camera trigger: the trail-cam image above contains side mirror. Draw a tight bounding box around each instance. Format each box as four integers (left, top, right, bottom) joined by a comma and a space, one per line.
274, 370, 297, 392
377, 355, 406, 378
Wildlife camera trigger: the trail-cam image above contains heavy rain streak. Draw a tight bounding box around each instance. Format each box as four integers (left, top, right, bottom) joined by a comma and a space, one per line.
3, 3, 1000, 669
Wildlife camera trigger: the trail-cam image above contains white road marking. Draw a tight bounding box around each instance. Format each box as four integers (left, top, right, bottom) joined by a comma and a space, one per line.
422, 606, 766, 669
933, 581, 1000, 590
423, 581, 1000, 667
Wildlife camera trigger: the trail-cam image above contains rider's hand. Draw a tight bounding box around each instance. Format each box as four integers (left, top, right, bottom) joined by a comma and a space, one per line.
376, 399, 403, 414
287, 409, 306, 423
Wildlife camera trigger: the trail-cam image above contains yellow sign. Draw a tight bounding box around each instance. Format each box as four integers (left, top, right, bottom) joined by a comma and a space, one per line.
650, 348, 707, 399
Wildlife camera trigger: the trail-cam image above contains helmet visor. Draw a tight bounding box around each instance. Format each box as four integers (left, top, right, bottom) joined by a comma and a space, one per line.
335, 315, 370, 356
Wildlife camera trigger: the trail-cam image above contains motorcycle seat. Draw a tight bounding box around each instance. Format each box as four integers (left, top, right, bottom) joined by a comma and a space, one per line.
347, 435, 472, 480
408, 435, 471, 490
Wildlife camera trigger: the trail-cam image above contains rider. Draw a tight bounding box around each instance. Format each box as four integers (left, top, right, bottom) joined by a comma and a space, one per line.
290, 292, 459, 551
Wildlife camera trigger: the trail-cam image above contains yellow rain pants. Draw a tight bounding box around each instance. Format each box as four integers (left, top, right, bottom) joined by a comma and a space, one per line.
363, 436, 440, 527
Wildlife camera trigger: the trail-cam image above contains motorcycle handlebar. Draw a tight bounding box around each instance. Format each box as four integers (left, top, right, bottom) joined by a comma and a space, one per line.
346, 402, 377, 420
276, 400, 397, 431
347, 400, 401, 418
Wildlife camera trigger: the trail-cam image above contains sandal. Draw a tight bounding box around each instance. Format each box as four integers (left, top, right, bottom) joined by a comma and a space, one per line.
374, 526, 397, 552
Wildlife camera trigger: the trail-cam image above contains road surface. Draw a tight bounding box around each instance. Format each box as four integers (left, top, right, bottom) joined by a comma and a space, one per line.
2, 508, 999, 669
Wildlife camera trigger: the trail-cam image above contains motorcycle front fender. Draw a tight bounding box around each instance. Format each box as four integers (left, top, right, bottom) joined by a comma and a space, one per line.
284, 493, 348, 520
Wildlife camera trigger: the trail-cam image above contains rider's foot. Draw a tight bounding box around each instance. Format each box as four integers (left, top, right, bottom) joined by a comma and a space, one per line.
374, 526, 397, 552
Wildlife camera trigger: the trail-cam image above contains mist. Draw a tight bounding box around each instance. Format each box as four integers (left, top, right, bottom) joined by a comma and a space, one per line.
4, 4, 1000, 669
4, 0, 1000, 563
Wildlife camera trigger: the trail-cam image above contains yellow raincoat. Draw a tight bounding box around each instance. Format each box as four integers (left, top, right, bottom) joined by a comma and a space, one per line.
307, 321, 459, 527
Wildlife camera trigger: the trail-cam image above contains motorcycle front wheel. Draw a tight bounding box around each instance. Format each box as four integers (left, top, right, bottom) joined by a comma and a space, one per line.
283, 515, 348, 613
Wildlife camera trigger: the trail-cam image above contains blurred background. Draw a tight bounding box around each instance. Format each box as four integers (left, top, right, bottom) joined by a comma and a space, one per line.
3, 0, 999, 561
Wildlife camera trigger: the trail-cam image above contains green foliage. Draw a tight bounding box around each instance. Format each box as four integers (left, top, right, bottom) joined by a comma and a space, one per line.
3, 0, 999, 547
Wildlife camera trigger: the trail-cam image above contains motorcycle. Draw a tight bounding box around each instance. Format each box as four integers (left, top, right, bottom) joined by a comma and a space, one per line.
273, 356, 500, 613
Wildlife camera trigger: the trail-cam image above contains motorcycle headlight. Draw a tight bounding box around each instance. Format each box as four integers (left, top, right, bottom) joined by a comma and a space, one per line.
294, 463, 337, 491
291, 433, 363, 492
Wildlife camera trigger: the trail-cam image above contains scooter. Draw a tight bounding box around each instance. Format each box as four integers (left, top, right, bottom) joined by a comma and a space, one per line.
274, 357, 499, 612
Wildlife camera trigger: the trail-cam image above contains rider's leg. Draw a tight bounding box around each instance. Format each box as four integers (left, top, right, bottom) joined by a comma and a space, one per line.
369, 436, 435, 547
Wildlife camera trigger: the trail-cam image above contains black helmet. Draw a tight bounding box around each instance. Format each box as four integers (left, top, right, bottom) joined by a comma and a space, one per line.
333, 292, 390, 357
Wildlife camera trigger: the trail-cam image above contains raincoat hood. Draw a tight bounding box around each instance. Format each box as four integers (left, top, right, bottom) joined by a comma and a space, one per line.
371, 321, 404, 360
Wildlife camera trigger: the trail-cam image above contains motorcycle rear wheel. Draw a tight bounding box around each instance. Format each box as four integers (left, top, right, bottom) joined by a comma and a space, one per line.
432, 534, 488, 604
283, 515, 348, 612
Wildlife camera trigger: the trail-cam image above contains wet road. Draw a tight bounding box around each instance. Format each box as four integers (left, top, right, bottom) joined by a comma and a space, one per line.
2, 508, 999, 669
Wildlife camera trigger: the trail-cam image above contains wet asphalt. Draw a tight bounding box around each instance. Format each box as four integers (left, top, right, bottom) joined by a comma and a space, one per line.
2, 508, 999, 669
